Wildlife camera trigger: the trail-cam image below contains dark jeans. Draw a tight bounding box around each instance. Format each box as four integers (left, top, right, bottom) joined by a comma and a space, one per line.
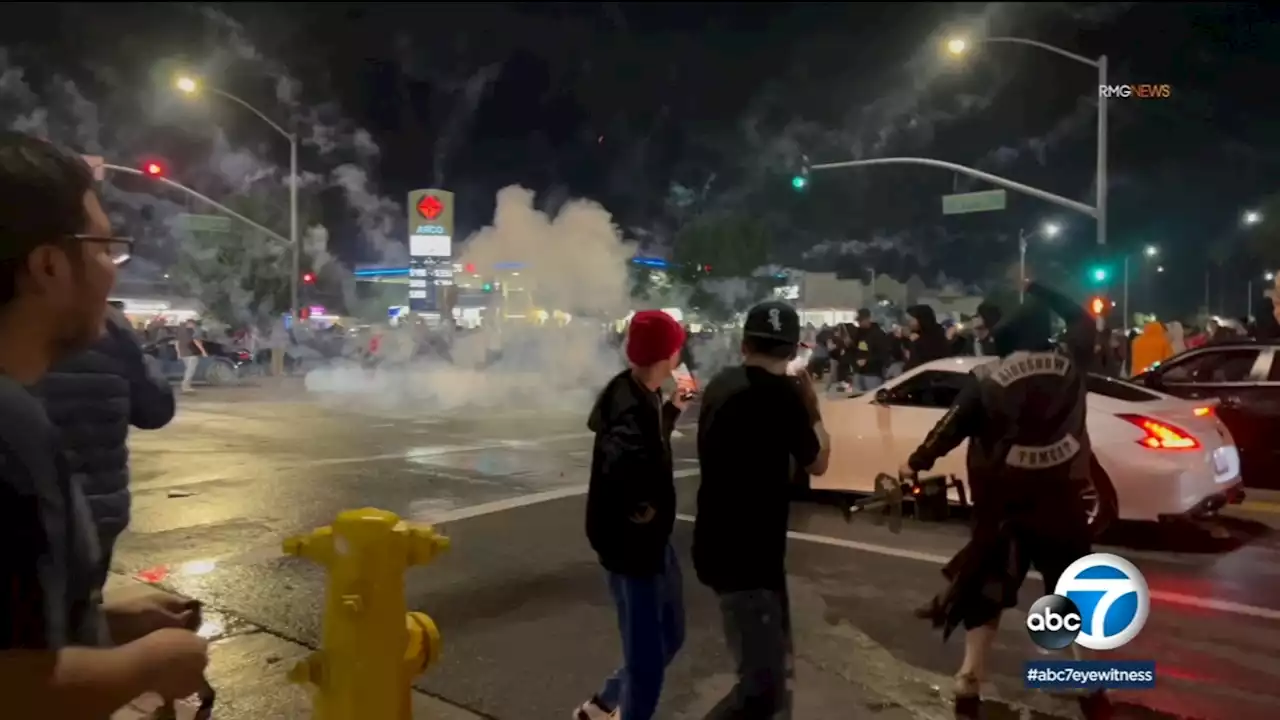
705, 587, 793, 720
598, 545, 686, 720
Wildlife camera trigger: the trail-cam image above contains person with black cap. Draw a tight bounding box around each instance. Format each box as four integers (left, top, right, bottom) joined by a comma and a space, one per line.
897, 280, 1108, 719
693, 300, 831, 719
578, 310, 695, 720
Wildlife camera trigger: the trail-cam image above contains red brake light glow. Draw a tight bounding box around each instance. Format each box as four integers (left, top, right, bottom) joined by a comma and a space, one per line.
1119, 414, 1200, 450
1192, 406, 1213, 417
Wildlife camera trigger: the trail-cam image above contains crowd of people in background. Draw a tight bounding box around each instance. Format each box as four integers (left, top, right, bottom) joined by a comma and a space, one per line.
797, 292, 1280, 390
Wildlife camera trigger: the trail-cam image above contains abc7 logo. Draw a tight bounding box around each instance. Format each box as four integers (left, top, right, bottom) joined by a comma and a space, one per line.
1026, 553, 1150, 651
1026, 595, 1084, 650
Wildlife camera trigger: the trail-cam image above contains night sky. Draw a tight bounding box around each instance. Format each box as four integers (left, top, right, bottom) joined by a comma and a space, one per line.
2, 2, 1278, 318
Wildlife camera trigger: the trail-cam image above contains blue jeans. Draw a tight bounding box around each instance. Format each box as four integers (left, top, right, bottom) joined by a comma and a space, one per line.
705, 587, 794, 720
853, 374, 883, 392
598, 545, 686, 720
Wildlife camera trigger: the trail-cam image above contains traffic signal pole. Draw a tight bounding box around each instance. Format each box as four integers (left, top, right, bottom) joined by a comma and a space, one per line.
102, 163, 291, 246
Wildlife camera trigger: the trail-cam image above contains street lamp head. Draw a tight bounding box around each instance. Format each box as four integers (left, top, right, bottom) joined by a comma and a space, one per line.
1156, 266, 1165, 273
1243, 210, 1262, 226
1041, 222, 1061, 238
945, 37, 968, 56
1266, 272, 1276, 282
175, 76, 199, 94
1143, 245, 1159, 258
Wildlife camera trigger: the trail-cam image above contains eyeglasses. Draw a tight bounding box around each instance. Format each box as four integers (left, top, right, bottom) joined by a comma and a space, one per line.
66, 234, 135, 266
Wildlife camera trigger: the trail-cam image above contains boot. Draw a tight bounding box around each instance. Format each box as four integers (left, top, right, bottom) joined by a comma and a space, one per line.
953, 673, 981, 719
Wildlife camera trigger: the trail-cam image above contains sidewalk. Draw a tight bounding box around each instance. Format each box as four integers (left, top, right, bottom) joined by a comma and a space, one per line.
105, 574, 484, 720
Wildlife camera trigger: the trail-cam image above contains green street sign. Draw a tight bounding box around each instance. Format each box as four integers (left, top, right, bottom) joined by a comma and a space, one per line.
178, 213, 233, 233
941, 189, 1007, 215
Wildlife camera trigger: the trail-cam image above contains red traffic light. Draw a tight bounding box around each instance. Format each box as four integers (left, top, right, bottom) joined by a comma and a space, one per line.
464, 263, 476, 273
302, 272, 316, 284
1089, 296, 1107, 317
144, 162, 164, 176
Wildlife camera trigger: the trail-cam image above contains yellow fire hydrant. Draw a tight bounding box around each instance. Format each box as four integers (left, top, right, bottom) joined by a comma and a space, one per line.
283, 508, 450, 720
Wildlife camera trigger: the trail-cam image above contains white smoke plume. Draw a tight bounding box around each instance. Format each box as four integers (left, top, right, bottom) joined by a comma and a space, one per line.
305, 186, 638, 415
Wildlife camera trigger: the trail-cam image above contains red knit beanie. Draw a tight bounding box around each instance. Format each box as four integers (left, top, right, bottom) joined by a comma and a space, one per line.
626, 310, 686, 367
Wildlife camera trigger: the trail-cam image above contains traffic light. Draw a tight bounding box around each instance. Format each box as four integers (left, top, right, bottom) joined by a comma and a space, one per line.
1089, 296, 1107, 317
482, 283, 492, 293
1089, 266, 1109, 283
144, 162, 164, 177
302, 272, 316, 284
464, 263, 476, 273
791, 154, 811, 191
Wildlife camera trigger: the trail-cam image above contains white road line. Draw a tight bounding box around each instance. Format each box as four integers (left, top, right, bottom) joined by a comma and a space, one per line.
421, 468, 702, 525
673, 513, 1280, 622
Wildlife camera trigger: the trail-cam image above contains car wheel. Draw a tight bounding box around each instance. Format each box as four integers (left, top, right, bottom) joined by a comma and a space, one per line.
205, 361, 234, 386
1084, 457, 1120, 537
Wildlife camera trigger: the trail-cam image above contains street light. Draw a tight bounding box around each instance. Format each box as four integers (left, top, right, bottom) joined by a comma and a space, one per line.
1266, 272, 1276, 282
1018, 222, 1064, 303
1243, 210, 1262, 226
944, 35, 1108, 248
175, 74, 300, 322
1122, 245, 1160, 333
1248, 271, 1277, 319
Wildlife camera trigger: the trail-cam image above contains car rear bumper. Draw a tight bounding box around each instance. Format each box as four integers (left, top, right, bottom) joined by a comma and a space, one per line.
1159, 484, 1246, 521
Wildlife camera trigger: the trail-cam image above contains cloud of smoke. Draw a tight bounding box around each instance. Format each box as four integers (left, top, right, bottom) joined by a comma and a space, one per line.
305, 186, 638, 415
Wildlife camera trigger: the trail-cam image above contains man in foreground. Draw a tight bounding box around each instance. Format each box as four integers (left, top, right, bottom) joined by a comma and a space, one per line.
0, 132, 209, 718
694, 301, 831, 719
902, 282, 1107, 719
579, 310, 694, 720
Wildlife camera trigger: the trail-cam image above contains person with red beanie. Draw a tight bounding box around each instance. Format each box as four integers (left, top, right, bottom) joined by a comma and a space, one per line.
577, 310, 694, 720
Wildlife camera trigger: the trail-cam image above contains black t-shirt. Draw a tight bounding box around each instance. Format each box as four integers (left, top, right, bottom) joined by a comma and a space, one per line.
0, 376, 103, 649
693, 365, 820, 592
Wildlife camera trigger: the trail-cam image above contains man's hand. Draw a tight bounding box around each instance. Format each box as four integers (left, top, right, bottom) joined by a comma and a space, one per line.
106, 592, 198, 645
794, 369, 822, 421
899, 462, 918, 480
126, 628, 210, 700
670, 376, 697, 411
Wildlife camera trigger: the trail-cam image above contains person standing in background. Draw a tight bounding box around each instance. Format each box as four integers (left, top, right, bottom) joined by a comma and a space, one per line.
1166, 321, 1187, 355
1130, 321, 1174, 375
848, 309, 890, 391
175, 318, 205, 393
903, 305, 952, 370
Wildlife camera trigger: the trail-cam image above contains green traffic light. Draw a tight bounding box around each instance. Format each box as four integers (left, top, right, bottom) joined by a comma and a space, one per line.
482, 283, 492, 292
791, 175, 808, 190
1091, 268, 1108, 282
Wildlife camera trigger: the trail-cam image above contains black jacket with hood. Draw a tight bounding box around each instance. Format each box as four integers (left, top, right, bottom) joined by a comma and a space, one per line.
848, 322, 891, 376
585, 369, 682, 576
906, 282, 1092, 522
904, 305, 952, 370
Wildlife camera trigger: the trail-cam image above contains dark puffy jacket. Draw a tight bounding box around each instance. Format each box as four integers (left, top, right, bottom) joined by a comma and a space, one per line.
585, 369, 680, 576
32, 309, 175, 566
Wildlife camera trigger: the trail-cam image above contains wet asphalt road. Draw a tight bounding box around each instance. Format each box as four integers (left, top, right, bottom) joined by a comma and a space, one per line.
116, 384, 1280, 720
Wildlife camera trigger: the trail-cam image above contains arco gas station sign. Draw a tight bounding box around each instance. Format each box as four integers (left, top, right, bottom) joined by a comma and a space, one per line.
406, 189, 455, 312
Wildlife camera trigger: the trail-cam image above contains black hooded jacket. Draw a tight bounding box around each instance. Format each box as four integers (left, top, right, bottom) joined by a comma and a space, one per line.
848, 322, 891, 376
585, 369, 682, 576
905, 283, 1091, 524
904, 305, 952, 370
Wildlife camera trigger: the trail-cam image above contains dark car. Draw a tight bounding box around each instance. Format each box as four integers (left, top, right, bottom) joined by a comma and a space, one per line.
1133, 340, 1280, 488
144, 337, 250, 386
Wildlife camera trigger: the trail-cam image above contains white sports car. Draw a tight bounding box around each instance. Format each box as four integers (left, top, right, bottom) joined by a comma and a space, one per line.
815, 357, 1245, 532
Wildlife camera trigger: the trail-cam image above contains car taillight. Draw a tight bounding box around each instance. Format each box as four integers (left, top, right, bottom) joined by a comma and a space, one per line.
1118, 414, 1200, 450
1192, 406, 1213, 417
